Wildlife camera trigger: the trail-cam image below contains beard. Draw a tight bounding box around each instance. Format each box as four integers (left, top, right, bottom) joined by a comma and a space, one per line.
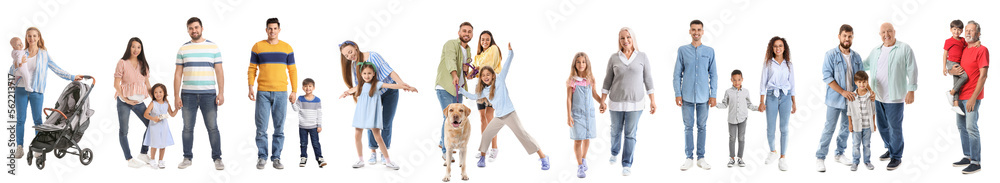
190, 32, 202, 41
966, 35, 979, 43
840, 41, 852, 49
459, 35, 471, 43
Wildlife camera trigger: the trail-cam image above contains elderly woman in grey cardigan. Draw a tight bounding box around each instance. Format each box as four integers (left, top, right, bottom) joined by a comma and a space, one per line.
599, 27, 656, 176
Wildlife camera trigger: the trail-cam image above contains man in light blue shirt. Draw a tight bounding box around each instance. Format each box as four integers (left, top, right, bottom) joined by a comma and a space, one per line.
862, 23, 917, 171
815, 24, 864, 172
673, 20, 718, 170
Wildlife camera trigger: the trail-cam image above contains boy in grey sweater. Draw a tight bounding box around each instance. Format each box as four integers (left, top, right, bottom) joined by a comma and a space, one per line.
717, 70, 759, 168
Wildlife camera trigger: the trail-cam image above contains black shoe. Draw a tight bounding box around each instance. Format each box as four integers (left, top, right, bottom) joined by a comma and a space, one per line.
962, 164, 981, 174
953, 158, 971, 167
879, 151, 891, 161
887, 159, 901, 171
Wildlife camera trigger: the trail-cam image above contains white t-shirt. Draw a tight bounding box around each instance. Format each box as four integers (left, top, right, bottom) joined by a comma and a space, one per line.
842, 53, 853, 91
875, 46, 899, 103
16, 55, 37, 91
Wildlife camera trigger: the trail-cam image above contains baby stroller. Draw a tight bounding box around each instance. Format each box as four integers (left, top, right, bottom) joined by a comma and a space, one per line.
25, 76, 95, 170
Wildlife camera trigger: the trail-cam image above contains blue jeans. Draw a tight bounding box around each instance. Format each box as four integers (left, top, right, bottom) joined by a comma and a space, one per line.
610, 110, 641, 167
369, 89, 398, 150
436, 89, 462, 154
765, 90, 791, 155
14, 87, 43, 146
299, 128, 322, 159
852, 128, 872, 164
874, 101, 904, 159
255, 91, 288, 160
816, 107, 849, 159
181, 93, 222, 160
682, 102, 708, 159
957, 100, 981, 164
116, 99, 150, 160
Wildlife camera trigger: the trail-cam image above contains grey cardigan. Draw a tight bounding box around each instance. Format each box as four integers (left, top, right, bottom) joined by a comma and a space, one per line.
602, 51, 654, 110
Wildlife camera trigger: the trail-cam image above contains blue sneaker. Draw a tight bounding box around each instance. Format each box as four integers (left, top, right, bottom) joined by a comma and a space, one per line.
540, 156, 551, 170
582, 158, 588, 171
577, 165, 586, 178
477, 156, 486, 167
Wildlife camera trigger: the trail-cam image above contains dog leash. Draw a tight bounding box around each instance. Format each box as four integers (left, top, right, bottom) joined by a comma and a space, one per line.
464, 62, 479, 77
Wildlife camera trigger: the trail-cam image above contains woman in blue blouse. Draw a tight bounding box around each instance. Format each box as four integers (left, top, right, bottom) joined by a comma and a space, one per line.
758, 36, 797, 171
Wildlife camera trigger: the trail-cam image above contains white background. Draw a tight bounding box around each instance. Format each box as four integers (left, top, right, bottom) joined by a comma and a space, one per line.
2, 0, 996, 182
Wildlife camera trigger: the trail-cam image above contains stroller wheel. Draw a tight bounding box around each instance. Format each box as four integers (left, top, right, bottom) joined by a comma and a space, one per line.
54, 149, 66, 159
36, 156, 45, 170
26, 154, 33, 165
80, 148, 93, 165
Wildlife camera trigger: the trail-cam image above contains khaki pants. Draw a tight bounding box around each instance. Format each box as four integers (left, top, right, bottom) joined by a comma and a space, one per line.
479, 111, 540, 154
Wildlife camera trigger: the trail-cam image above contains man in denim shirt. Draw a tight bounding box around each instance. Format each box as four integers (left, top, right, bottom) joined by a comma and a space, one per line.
816, 24, 864, 172
673, 20, 718, 171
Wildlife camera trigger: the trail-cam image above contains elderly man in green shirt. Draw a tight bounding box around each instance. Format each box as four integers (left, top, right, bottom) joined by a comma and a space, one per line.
435, 22, 474, 157
862, 22, 918, 171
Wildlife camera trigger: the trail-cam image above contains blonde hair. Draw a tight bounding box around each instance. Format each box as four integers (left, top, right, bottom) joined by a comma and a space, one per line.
25, 27, 45, 50
475, 66, 497, 100
568, 52, 596, 86
618, 27, 638, 52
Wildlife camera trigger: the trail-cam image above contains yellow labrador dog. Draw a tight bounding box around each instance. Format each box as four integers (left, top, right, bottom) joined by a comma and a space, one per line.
443, 103, 472, 182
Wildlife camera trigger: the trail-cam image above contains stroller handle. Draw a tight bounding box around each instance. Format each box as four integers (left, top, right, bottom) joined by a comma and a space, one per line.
78, 75, 95, 86
44, 108, 69, 120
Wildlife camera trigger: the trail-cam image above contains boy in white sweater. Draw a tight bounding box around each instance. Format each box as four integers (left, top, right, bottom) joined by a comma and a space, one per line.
292, 78, 325, 168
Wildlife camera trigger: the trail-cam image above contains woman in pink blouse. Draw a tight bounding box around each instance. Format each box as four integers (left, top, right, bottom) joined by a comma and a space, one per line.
114, 37, 154, 167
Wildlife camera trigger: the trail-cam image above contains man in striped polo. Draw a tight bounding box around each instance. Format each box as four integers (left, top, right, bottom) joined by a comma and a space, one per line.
174, 17, 225, 170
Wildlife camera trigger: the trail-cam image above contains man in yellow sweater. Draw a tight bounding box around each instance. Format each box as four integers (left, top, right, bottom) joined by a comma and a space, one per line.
248, 18, 298, 170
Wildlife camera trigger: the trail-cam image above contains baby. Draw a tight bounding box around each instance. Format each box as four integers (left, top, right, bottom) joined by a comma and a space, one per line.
10, 37, 30, 90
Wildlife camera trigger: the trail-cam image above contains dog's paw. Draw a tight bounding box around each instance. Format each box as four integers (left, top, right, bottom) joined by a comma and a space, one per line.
443, 177, 451, 182
461, 175, 469, 181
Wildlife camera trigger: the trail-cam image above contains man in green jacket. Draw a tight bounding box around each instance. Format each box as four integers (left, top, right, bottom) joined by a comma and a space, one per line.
436, 22, 474, 156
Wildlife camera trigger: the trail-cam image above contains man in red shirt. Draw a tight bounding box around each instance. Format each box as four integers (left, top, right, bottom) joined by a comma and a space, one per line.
954, 20, 988, 174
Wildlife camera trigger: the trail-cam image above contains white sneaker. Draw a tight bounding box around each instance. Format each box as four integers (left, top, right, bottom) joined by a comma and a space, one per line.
178, 158, 193, 169
14, 145, 24, 159
488, 148, 499, 162
368, 152, 379, 165
610, 155, 617, 164
352, 160, 365, 168
158, 160, 166, 169
816, 159, 826, 172
836, 154, 852, 166
136, 154, 151, 164
765, 152, 779, 165
952, 106, 967, 115
779, 158, 789, 171
385, 160, 400, 170
128, 158, 146, 168
680, 158, 694, 171
148, 160, 158, 169
697, 158, 711, 170
622, 167, 632, 176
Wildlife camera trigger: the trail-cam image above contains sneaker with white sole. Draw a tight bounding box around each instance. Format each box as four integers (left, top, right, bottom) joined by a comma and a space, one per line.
727, 158, 736, 168
317, 158, 327, 168
946, 91, 955, 106
952, 106, 966, 115
256, 158, 266, 169
779, 158, 789, 171
680, 158, 694, 171
352, 160, 365, 168
214, 159, 225, 170
158, 160, 166, 169
381, 155, 386, 165
14, 145, 24, 159
273, 159, 284, 169
766, 152, 779, 165
610, 155, 617, 164
851, 163, 858, 171
836, 154, 852, 166
136, 154, 151, 165
865, 162, 874, 170
299, 157, 307, 167
148, 160, 158, 169
488, 148, 499, 162
622, 167, 632, 176
368, 152, 378, 165
178, 158, 192, 169
697, 158, 711, 170
128, 158, 145, 168
816, 159, 826, 172
737, 158, 746, 167
386, 160, 400, 170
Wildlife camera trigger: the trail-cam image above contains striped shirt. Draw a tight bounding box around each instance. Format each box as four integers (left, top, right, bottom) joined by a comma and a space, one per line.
249, 40, 297, 92
352, 52, 395, 93
847, 92, 875, 131
7, 50, 76, 93
114, 59, 149, 100
292, 95, 323, 129
176, 40, 223, 94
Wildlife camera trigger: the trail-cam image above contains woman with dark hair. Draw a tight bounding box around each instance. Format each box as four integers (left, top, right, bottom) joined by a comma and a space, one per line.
473, 30, 503, 161
758, 36, 797, 171
115, 37, 154, 167
10, 27, 84, 160
338, 40, 413, 165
